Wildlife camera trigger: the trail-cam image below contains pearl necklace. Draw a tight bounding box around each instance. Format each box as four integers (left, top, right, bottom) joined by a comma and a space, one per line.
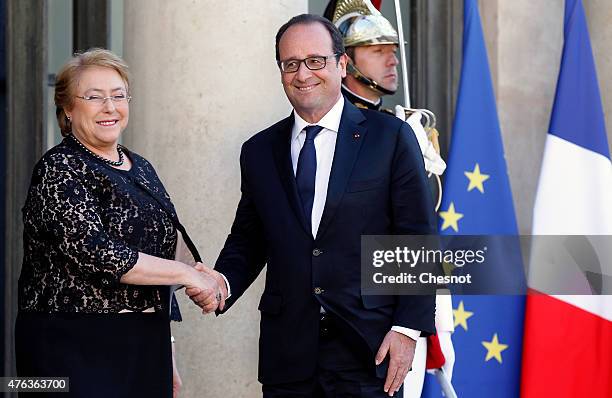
69, 134, 124, 166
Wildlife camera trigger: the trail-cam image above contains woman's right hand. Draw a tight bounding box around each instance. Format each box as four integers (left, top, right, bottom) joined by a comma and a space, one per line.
184, 266, 220, 314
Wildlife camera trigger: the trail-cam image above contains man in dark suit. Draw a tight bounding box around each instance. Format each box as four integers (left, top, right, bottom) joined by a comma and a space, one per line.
189, 14, 436, 398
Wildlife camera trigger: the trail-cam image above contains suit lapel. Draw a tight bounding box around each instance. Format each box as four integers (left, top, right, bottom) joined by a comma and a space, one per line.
272, 114, 312, 237
316, 101, 367, 239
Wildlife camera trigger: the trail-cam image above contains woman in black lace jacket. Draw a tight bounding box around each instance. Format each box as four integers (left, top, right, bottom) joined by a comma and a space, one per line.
16, 49, 220, 398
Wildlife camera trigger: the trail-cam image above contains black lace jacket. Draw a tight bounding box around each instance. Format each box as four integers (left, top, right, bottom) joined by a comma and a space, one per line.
19, 137, 181, 316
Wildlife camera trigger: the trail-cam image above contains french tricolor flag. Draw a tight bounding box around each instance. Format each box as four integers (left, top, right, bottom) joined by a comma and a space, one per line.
521, 0, 612, 396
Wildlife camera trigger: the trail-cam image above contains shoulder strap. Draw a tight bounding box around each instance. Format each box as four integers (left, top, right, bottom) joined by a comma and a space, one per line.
106, 166, 203, 263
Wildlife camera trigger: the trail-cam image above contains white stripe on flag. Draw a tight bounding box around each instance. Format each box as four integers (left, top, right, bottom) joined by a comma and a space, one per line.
552, 295, 612, 322
533, 134, 612, 235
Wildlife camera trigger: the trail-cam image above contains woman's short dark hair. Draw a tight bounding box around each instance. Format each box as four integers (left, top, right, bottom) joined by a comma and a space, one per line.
275, 14, 345, 63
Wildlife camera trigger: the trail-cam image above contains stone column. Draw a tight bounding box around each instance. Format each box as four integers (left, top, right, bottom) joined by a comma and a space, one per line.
123, 1, 307, 397
478, 0, 564, 234
5, 0, 47, 379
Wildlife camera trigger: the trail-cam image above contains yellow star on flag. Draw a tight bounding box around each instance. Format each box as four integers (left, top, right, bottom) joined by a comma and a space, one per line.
482, 333, 509, 363
464, 163, 490, 193
439, 202, 464, 232
453, 300, 474, 331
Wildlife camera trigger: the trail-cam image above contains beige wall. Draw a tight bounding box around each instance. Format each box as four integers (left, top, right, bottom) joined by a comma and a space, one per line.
495, 0, 564, 234
585, 0, 612, 150
123, 1, 307, 397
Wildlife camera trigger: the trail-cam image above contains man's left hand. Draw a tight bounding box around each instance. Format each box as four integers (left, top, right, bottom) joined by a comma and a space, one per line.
375, 330, 416, 397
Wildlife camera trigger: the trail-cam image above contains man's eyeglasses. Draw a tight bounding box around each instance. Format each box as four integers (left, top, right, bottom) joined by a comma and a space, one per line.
75, 94, 132, 106
278, 54, 340, 73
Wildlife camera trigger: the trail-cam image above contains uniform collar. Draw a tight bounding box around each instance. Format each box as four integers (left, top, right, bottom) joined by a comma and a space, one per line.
341, 84, 382, 111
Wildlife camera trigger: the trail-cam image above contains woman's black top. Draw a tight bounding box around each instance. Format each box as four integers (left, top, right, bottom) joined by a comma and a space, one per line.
19, 136, 179, 315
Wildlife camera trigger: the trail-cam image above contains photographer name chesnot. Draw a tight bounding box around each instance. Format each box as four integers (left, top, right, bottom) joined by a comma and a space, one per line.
372, 272, 472, 285
371, 246, 487, 268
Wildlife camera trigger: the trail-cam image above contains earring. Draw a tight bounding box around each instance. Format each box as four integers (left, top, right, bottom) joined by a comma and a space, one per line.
67, 115, 71, 121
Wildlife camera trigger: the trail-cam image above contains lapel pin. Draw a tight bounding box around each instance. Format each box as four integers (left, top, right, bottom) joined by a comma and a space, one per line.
353, 132, 361, 139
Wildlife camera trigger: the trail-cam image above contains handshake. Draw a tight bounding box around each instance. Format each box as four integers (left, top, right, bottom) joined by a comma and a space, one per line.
183, 263, 228, 314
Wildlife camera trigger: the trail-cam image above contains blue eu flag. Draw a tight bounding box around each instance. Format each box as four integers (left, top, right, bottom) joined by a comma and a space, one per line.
422, 0, 525, 396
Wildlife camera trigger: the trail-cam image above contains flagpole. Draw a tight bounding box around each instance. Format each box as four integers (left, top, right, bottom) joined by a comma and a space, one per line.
433, 368, 459, 398
393, 0, 411, 108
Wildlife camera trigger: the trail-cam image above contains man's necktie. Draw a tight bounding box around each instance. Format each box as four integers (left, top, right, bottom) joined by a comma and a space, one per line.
296, 125, 323, 232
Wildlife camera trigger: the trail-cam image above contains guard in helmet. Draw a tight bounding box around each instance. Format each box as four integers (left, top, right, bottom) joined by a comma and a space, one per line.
324, 0, 446, 178
325, 2, 455, 397
325, 0, 400, 113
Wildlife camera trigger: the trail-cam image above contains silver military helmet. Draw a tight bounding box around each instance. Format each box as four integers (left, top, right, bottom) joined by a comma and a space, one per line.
342, 14, 398, 47
324, 0, 399, 95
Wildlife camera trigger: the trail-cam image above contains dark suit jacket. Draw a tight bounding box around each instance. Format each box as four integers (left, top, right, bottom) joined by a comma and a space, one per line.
215, 99, 436, 385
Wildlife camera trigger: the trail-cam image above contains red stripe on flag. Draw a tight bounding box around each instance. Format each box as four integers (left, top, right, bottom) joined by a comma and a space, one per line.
521, 291, 612, 397
372, 0, 382, 10
425, 334, 445, 369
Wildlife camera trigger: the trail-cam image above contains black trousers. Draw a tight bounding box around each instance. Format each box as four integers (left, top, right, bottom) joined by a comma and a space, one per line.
262, 314, 403, 398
